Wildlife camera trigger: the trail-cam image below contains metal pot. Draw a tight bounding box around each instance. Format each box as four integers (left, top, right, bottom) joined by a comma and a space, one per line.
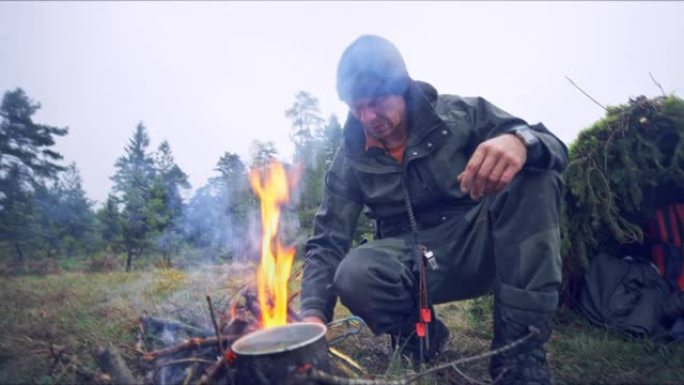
231, 322, 329, 385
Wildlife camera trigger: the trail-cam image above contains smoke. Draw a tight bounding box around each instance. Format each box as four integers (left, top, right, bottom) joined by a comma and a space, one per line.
178, 181, 261, 265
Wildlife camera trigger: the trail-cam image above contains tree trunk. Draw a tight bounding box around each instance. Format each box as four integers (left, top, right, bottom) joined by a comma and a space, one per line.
126, 249, 132, 272
163, 249, 172, 268
14, 242, 23, 261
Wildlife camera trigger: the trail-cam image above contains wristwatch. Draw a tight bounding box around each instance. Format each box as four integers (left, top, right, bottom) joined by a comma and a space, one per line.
511, 127, 539, 148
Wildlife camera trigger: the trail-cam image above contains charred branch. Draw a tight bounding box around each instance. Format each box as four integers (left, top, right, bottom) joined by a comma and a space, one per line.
95, 346, 140, 385
197, 357, 227, 385
142, 335, 241, 361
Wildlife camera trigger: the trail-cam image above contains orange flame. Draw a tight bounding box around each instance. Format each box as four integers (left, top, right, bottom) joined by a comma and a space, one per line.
248, 161, 297, 328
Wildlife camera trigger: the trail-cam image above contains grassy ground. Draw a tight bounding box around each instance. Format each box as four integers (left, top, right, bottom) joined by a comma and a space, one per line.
1, 264, 683, 385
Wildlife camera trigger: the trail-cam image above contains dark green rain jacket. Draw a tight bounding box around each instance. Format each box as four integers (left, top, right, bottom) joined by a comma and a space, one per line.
300, 81, 568, 322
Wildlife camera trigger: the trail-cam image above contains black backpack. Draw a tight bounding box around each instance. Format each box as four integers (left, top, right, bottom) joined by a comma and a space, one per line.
578, 252, 677, 338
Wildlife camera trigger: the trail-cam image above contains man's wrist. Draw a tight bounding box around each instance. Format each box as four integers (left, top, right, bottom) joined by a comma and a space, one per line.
508, 132, 528, 150
508, 126, 542, 165
299, 308, 328, 324
510, 126, 539, 148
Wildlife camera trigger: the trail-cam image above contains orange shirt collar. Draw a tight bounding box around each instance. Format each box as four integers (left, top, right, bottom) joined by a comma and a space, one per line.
364, 130, 406, 163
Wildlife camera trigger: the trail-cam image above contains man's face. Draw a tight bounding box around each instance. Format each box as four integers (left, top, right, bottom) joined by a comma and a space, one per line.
349, 95, 407, 141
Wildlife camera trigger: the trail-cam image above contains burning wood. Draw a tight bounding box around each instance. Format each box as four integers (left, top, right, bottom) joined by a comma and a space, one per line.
241, 288, 303, 324
142, 335, 240, 362
47, 292, 365, 385
137, 289, 329, 385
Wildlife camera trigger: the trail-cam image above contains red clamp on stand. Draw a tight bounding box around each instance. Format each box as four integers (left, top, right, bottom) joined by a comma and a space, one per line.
420, 308, 432, 323
417, 307, 432, 352
415, 322, 426, 337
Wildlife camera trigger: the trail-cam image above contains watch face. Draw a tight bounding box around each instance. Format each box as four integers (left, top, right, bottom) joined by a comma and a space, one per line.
516, 129, 538, 146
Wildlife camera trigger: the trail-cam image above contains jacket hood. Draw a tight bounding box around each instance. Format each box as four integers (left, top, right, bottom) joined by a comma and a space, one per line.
342, 80, 446, 160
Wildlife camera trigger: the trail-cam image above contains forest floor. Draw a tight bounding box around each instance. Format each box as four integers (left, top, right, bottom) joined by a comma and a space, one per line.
1, 263, 683, 385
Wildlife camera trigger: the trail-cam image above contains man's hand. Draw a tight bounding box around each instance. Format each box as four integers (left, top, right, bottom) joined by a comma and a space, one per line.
302, 316, 325, 325
458, 133, 527, 199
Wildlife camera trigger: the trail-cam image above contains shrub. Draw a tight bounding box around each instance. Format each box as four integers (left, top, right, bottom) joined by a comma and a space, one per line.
561, 95, 684, 306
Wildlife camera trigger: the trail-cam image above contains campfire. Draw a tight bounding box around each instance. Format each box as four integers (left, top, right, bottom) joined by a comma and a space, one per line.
136, 161, 338, 385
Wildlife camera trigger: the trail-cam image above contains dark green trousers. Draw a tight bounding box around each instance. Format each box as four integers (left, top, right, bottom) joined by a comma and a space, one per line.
331, 170, 563, 335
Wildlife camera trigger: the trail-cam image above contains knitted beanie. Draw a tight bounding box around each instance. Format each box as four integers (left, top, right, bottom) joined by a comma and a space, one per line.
336, 35, 410, 102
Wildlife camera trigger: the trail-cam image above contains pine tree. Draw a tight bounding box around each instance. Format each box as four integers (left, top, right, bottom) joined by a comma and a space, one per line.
53, 164, 98, 257
151, 141, 190, 266
0, 88, 67, 260
0, 165, 39, 260
112, 123, 156, 271
248, 140, 278, 171
320, 115, 343, 168
285, 91, 325, 164
96, 194, 123, 254
0, 88, 68, 184
285, 93, 322, 237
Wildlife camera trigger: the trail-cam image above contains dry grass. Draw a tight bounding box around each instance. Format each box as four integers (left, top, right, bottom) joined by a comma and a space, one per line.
0, 264, 249, 384
1, 265, 683, 384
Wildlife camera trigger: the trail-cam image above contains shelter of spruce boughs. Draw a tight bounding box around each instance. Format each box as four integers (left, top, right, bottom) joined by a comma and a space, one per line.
561, 95, 684, 306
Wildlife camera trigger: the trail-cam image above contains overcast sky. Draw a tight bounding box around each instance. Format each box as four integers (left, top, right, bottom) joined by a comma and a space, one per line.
1, 1, 683, 205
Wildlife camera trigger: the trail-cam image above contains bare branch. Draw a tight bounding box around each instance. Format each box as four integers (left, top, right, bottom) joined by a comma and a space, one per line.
648, 72, 667, 97
197, 357, 226, 385
565, 76, 608, 111
407, 328, 536, 384
206, 295, 226, 358
155, 357, 215, 368
297, 329, 538, 385
449, 364, 488, 385
142, 335, 240, 361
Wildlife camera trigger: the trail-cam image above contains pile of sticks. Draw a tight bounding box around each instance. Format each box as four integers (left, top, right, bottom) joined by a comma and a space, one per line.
138, 288, 303, 385
47, 288, 305, 385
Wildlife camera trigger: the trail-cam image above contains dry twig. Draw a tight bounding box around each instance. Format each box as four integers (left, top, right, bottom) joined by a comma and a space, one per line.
135, 318, 147, 353
206, 295, 226, 358
649, 71, 667, 97
565, 76, 608, 111
329, 347, 367, 377
95, 346, 139, 385
449, 364, 487, 385
142, 335, 241, 361
197, 357, 226, 385
406, 328, 536, 384
51, 353, 76, 385
297, 328, 538, 385
155, 357, 216, 368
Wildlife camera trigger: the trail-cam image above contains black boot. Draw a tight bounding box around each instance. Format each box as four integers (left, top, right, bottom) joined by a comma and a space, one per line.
390, 318, 449, 364
489, 301, 553, 385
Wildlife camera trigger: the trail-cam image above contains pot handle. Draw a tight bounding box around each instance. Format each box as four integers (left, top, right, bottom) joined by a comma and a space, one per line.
327, 316, 366, 346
